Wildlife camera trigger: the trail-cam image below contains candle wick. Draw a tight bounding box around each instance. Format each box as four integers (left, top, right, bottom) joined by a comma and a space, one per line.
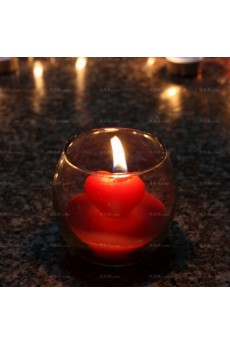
113, 168, 125, 173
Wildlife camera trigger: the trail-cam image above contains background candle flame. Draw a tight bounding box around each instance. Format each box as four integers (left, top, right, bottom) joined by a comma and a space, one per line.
110, 136, 128, 173
75, 57, 87, 70
33, 61, 44, 112
33, 61, 43, 77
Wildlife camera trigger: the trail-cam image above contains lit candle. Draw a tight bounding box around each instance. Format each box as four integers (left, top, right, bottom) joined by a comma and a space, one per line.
75, 57, 87, 93
85, 136, 145, 216
75, 57, 87, 114
166, 57, 202, 76
66, 136, 167, 260
33, 61, 45, 112
160, 85, 182, 120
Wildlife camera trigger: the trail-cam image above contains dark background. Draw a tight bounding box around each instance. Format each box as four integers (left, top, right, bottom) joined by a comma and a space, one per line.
0, 57, 229, 286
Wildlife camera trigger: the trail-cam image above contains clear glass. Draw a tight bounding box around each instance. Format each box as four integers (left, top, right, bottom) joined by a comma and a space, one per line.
53, 128, 177, 266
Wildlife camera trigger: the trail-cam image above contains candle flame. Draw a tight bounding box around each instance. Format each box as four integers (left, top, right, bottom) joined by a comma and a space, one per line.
166, 86, 177, 97
147, 57, 155, 66
110, 136, 127, 173
75, 57, 87, 70
33, 61, 43, 77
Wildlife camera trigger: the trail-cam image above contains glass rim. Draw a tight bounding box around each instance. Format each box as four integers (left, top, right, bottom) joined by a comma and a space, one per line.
63, 127, 168, 177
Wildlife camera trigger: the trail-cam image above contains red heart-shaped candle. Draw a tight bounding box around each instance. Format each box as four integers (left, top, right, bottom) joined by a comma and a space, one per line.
85, 171, 145, 216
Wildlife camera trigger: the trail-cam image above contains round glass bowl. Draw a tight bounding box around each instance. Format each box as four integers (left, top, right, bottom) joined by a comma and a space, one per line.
53, 128, 177, 266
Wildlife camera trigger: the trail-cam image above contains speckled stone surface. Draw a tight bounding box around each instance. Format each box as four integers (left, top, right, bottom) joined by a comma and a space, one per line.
0, 57, 229, 286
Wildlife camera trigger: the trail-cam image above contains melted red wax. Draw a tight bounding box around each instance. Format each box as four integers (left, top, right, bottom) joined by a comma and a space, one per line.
66, 192, 167, 260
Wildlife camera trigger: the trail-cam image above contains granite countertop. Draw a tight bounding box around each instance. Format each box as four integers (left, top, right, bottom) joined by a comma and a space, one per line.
0, 57, 229, 287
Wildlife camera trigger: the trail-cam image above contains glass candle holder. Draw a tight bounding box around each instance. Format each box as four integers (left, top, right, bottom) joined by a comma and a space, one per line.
53, 128, 177, 266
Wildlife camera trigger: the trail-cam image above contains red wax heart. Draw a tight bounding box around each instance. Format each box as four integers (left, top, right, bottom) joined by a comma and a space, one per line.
85, 171, 145, 216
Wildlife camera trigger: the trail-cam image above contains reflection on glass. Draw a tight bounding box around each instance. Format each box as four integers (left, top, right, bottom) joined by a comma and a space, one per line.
33, 61, 45, 112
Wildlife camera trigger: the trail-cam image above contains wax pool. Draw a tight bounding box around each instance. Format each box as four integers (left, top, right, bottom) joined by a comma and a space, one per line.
66, 171, 167, 260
